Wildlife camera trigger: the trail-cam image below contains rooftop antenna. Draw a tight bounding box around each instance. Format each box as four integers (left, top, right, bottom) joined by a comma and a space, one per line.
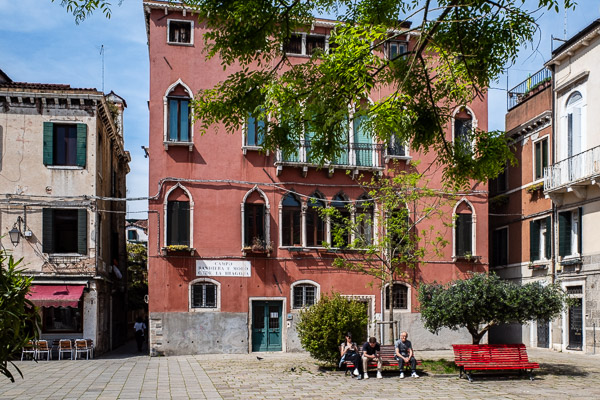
100, 44, 105, 92
564, 6, 568, 39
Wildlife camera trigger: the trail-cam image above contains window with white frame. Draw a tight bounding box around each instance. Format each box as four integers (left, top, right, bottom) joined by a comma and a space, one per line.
190, 281, 218, 309
386, 41, 407, 60
166, 83, 192, 143
330, 194, 351, 248
292, 283, 318, 308
530, 217, 550, 262
387, 133, 407, 157
565, 91, 583, 161
168, 20, 193, 45
356, 196, 374, 246
534, 137, 549, 181
454, 201, 474, 258
559, 208, 582, 258
384, 283, 408, 310
283, 33, 326, 56
245, 111, 265, 147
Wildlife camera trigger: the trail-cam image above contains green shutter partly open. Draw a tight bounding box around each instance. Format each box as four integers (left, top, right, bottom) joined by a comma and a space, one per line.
77, 209, 87, 255
42, 209, 54, 253
559, 211, 571, 257
530, 220, 540, 261
76, 124, 87, 167
578, 207, 583, 254
544, 216, 552, 259
43, 122, 54, 165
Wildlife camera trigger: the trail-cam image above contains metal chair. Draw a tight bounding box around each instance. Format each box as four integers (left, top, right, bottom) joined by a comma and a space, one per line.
36, 340, 52, 361
21, 340, 36, 361
85, 339, 94, 359
58, 339, 74, 360
74, 339, 90, 360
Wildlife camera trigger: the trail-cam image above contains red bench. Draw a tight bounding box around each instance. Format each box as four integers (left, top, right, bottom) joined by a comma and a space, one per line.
452, 344, 539, 382
343, 344, 422, 373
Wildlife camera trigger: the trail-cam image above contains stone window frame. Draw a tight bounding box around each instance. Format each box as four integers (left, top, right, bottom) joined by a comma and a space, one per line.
188, 278, 221, 312
290, 280, 320, 309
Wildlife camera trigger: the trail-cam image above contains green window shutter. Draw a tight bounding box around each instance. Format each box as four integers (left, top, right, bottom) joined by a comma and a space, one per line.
542, 139, 549, 170
535, 142, 541, 180
559, 211, 571, 257
455, 214, 472, 256
42, 209, 54, 253
530, 220, 540, 261
544, 216, 552, 259
77, 209, 88, 255
43, 122, 54, 165
578, 207, 583, 254
76, 124, 87, 167
179, 201, 190, 246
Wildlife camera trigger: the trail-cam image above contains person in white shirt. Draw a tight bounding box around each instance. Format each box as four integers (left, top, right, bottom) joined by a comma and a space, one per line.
134, 317, 147, 352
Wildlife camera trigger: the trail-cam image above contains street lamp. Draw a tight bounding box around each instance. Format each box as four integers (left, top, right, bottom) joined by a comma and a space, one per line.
9, 224, 20, 246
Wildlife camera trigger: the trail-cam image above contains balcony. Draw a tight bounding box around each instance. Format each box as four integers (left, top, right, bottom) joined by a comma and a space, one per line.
544, 145, 600, 203
275, 140, 384, 176
507, 67, 552, 110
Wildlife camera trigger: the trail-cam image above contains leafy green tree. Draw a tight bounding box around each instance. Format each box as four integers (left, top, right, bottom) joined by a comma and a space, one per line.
296, 292, 368, 365
51, 0, 122, 23
418, 273, 570, 344
187, 0, 574, 187
0, 251, 40, 382
127, 243, 148, 311
320, 163, 450, 343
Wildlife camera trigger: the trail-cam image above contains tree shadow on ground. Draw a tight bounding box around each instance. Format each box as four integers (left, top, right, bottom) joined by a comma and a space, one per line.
461, 363, 588, 382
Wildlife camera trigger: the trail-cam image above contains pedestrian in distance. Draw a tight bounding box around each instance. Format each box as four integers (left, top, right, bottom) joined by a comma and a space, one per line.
134, 317, 147, 352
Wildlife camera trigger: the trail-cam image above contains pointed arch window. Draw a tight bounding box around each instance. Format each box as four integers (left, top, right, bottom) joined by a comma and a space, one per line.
306, 194, 325, 247
242, 187, 270, 250
330, 194, 351, 247
163, 80, 194, 150
164, 185, 193, 248
454, 201, 474, 257
356, 196, 374, 246
281, 193, 302, 246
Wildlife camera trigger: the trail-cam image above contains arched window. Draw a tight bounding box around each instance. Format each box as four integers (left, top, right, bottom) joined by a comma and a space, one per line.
164, 80, 193, 146
385, 283, 409, 310
453, 107, 476, 152
281, 193, 301, 246
356, 195, 374, 246
189, 278, 219, 310
306, 193, 325, 247
330, 193, 351, 247
565, 91, 583, 161
291, 280, 320, 309
164, 184, 193, 248
454, 200, 475, 257
242, 186, 270, 250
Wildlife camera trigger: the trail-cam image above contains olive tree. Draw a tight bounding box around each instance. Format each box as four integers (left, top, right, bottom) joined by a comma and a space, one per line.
418, 273, 570, 344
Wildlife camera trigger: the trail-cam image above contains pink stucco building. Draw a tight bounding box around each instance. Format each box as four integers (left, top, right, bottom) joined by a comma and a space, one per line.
143, 0, 489, 355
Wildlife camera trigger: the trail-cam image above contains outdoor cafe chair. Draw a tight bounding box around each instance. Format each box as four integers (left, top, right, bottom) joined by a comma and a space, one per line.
21, 340, 36, 361
85, 339, 94, 359
58, 339, 74, 360
36, 340, 52, 361
74, 339, 90, 360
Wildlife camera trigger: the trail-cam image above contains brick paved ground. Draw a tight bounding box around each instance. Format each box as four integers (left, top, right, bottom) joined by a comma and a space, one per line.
2, 346, 599, 399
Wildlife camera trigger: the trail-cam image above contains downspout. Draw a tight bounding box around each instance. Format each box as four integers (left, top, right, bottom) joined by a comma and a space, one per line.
550, 64, 557, 285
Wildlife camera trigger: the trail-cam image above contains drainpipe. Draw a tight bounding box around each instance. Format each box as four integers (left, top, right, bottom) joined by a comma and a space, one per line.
550, 63, 557, 285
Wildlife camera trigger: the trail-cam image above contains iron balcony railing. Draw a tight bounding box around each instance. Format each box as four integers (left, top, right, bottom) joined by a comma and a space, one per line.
507, 67, 552, 110
277, 140, 384, 169
544, 145, 600, 191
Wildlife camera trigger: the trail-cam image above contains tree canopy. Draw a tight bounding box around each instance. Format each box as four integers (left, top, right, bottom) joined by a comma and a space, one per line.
418, 273, 570, 344
51, 0, 121, 23
187, 0, 574, 187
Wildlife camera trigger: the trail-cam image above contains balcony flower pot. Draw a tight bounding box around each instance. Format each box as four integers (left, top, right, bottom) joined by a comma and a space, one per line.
162, 245, 194, 256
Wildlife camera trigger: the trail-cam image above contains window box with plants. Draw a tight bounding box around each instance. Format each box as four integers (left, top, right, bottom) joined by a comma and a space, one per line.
526, 182, 544, 194
453, 253, 481, 263
242, 237, 273, 256
162, 244, 195, 255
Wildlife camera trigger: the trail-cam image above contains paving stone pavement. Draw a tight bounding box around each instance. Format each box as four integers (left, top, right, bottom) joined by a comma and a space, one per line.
1, 348, 600, 399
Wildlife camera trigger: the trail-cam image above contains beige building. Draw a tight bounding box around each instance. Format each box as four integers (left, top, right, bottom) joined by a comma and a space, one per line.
544, 18, 600, 353
0, 73, 130, 354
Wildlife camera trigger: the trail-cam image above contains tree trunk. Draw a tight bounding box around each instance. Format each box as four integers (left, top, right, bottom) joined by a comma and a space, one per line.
387, 278, 395, 345
468, 324, 492, 344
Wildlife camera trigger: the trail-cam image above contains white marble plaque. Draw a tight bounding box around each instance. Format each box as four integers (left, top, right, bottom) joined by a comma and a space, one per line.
196, 260, 251, 277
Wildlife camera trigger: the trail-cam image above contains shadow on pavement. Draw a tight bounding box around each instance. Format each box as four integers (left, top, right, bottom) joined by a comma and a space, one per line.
97, 339, 150, 360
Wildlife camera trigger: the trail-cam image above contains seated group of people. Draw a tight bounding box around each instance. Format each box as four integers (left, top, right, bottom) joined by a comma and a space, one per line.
339, 331, 419, 380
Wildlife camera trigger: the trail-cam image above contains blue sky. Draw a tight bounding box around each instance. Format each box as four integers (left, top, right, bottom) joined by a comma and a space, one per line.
0, 0, 597, 218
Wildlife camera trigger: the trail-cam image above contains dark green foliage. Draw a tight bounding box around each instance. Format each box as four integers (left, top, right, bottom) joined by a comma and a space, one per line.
184, 0, 574, 188
418, 273, 570, 344
127, 243, 148, 311
296, 292, 368, 365
0, 252, 40, 382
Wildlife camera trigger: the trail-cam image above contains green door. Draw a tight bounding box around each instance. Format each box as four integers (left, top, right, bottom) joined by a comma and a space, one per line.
252, 301, 282, 352
353, 114, 373, 166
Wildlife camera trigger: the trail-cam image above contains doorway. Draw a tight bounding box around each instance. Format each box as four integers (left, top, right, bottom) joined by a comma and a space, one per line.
251, 300, 282, 352
568, 297, 583, 350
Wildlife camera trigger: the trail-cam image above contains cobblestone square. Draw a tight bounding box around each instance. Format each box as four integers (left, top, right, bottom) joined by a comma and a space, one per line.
1, 347, 600, 399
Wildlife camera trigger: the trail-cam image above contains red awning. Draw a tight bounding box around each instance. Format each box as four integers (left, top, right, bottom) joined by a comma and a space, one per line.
26, 285, 85, 308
